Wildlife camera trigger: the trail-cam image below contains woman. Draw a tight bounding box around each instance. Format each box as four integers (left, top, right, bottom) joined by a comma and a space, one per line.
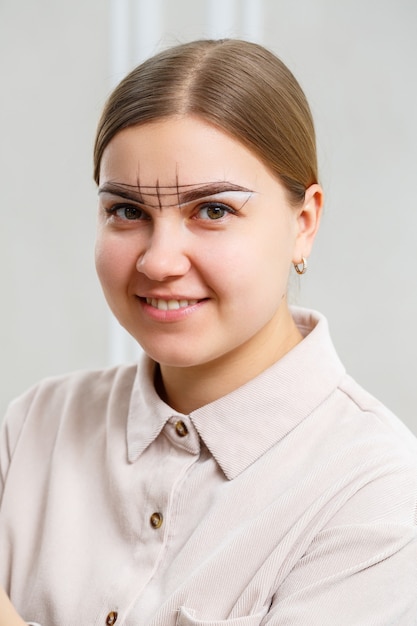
1, 39, 416, 626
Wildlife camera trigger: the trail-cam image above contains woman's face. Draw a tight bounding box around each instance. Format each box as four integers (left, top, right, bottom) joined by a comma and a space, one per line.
95, 116, 320, 371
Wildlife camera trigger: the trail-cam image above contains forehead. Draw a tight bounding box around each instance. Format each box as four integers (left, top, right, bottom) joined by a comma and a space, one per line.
99, 115, 270, 188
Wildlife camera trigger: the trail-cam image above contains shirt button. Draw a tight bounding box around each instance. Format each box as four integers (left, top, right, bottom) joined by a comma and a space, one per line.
175, 420, 188, 437
106, 612, 118, 625
150, 512, 163, 529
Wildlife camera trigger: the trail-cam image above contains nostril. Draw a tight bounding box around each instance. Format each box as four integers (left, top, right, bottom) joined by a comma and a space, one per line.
136, 249, 191, 280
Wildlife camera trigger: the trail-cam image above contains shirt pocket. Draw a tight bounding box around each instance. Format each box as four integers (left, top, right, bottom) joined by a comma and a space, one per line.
176, 606, 265, 626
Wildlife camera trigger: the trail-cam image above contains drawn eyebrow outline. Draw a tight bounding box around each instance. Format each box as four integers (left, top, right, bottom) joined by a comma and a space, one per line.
98, 180, 255, 208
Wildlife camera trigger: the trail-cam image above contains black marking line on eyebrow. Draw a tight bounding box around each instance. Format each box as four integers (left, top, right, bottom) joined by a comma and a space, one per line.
176, 167, 180, 209
136, 169, 142, 204
156, 179, 162, 211
238, 193, 252, 211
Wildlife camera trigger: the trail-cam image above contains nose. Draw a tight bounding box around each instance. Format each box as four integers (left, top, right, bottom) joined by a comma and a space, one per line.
136, 221, 192, 281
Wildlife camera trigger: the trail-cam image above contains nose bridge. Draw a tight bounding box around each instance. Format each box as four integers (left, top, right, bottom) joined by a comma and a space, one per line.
136, 215, 190, 280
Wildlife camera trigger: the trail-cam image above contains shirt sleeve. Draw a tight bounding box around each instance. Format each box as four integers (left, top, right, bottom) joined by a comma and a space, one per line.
1, 392, 45, 626
0, 385, 41, 626
263, 520, 417, 625
0, 387, 38, 508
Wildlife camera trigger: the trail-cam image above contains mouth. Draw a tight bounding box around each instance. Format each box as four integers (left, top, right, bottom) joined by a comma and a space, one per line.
144, 297, 199, 311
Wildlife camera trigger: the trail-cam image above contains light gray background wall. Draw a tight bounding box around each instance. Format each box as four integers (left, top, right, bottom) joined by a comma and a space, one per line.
1, 0, 416, 434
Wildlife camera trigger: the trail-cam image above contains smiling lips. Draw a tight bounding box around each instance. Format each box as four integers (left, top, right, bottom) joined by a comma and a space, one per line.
145, 297, 199, 311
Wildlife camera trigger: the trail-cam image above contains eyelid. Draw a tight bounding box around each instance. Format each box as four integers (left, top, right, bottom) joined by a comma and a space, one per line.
180, 190, 252, 210
196, 200, 237, 213
194, 200, 238, 222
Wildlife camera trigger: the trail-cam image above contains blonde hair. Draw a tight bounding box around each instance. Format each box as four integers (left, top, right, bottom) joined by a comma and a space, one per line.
93, 39, 318, 204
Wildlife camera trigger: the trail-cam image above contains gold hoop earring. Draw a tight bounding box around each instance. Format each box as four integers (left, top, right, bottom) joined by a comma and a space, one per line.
294, 257, 307, 275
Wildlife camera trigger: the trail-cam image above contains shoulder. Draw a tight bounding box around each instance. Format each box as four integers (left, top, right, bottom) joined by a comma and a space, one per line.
1, 364, 139, 453
291, 306, 417, 462
334, 374, 417, 460
308, 373, 417, 528
6, 364, 138, 414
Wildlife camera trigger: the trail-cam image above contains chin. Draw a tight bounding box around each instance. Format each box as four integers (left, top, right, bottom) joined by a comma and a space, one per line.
132, 338, 205, 368
153, 350, 212, 369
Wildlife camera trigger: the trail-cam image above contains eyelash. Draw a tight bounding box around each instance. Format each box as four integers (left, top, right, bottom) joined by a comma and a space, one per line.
196, 202, 237, 220
105, 201, 237, 222
105, 204, 148, 221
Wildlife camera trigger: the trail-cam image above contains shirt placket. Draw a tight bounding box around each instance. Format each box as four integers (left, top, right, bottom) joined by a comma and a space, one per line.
100, 414, 200, 626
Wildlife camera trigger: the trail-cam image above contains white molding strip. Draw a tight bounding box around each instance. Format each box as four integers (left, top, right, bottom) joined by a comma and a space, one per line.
241, 0, 264, 42
109, 0, 131, 85
133, 0, 164, 64
206, 0, 239, 38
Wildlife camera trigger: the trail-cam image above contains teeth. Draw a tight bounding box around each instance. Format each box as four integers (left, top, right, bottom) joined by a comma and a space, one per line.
146, 298, 198, 310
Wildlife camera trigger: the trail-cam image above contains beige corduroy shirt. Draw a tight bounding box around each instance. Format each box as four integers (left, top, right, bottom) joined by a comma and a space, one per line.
1, 308, 417, 626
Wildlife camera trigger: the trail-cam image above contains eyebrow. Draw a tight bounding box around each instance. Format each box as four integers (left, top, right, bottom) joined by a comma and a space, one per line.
98, 181, 254, 207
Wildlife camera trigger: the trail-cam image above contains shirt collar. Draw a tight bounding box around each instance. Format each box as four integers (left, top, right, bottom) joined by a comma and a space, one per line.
127, 357, 182, 463
127, 307, 345, 479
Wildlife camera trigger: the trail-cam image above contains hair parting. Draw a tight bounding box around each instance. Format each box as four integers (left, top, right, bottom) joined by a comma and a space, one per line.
94, 40, 318, 206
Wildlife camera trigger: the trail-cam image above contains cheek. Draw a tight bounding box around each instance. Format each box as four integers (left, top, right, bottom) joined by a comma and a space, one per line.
259, 215, 297, 269
199, 239, 249, 295
202, 240, 273, 306
232, 223, 294, 300
94, 235, 132, 291
94, 236, 110, 287
242, 221, 294, 269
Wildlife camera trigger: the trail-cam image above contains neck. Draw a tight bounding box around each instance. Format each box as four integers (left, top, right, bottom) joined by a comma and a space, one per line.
157, 302, 302, 414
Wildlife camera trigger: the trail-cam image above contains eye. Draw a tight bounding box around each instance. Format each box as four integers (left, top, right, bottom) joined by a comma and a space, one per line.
197, 202, 235, 220
107, 204, 148, 221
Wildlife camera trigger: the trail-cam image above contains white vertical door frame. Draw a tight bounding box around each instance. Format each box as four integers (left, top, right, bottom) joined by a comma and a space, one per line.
109, 0, 131, 86
206, 0, 263, 41
206, 0, 239, 38
241, 0, 264, 42
133, 0, 164, 64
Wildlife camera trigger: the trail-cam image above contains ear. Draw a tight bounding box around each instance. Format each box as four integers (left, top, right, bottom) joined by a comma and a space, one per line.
292, 183, 323, 263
